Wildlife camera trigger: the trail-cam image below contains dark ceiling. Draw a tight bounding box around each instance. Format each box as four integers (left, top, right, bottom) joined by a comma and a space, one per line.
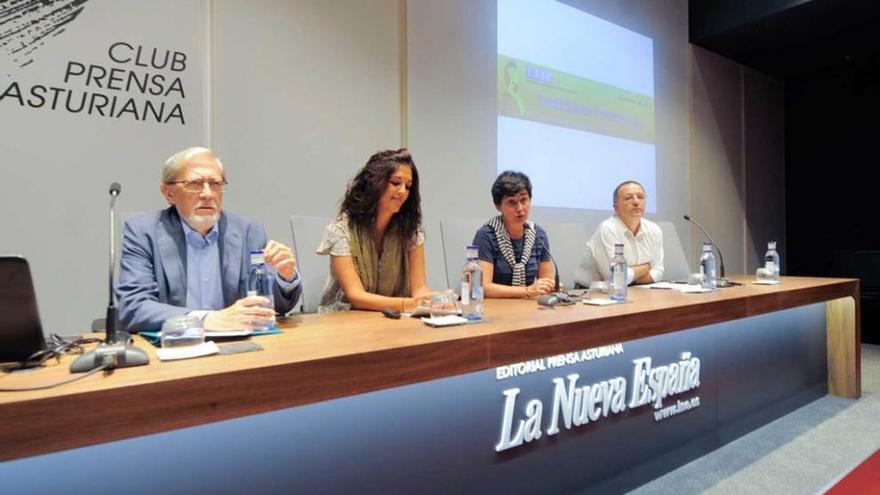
690, 0, 880, 79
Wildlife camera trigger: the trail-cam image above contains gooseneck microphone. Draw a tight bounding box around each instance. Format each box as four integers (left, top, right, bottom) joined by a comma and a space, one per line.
533, 226, 574, 308
532, 224, 560, 293
683, 214, 739, 288
107, 183, 121, 342
71, 183, 149, 373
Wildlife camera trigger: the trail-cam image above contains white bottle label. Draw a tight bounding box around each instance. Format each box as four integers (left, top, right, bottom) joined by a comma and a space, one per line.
461, 281, 470, 305
765, 261, 775, 272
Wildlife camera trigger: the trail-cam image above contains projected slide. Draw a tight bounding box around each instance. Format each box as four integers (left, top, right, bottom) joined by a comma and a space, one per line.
498, 0, 656, 212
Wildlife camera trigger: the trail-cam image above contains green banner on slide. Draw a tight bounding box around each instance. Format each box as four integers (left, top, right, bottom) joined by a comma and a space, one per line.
498, 55, 655, 144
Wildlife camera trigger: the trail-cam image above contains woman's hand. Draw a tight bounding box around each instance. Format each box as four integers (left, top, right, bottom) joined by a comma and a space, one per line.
402, 295, 429, 313
525, 278, 555, 298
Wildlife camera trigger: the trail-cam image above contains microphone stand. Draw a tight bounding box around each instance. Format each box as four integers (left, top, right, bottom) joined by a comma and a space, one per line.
543, 240, 561, 293
71, 184, 149, 373
534, 227, 575, 307
683, 214, 740, 288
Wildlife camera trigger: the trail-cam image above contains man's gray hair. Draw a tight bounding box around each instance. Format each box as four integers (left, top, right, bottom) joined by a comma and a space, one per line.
161, 147, 224, 182
612, 180, 645, 205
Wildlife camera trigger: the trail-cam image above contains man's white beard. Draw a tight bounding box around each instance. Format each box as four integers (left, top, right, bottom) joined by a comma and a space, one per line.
182, 211, 220, 234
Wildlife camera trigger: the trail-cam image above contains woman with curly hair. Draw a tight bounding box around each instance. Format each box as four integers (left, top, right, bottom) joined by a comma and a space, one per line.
317, 149, 431, 312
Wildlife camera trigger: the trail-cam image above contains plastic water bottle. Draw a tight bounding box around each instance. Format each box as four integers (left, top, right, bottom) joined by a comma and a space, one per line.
247, 249, 276, 330
461, 245, 484, 321
764, 241, 780, 281
610, 243, 627, 302
700, 242, 717, 290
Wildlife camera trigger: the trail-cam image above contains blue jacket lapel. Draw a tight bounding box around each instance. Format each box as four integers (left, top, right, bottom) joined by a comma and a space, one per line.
157, 207, 187, 307
219, 212, 243, 305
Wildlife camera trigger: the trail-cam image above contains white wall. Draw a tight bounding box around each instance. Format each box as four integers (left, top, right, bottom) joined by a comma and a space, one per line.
689, 45, 786, 275
211, 0, 402, 252
743, 66, 786, 273
690, 45, 746, 275
0, 0, 205, 333
408, 0, 692, 287
0, 0, 785, 335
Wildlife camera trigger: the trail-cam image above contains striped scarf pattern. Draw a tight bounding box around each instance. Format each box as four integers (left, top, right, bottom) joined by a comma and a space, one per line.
487, 215, 535, 287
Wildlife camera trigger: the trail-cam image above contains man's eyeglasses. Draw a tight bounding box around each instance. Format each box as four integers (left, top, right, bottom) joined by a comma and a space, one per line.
166, 179, 228, 193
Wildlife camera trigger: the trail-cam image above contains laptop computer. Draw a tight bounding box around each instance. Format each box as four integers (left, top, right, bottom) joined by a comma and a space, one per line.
0, 256, 48, 363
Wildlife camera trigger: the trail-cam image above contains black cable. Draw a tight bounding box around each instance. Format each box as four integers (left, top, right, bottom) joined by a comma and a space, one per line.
13, 334, 101, 370
0, 362, 110, 392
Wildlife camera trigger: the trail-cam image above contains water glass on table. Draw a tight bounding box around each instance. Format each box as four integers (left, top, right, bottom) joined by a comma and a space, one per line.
429, 290, 460, 319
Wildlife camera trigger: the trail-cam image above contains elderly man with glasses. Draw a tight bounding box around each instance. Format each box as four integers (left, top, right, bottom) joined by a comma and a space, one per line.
116, 147, 301, 333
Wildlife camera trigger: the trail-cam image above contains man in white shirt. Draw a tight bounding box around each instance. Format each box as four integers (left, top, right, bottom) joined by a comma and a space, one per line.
574, 181, 664, 287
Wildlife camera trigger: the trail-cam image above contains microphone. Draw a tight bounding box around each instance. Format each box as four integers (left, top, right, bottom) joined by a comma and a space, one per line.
683, 214, 740, 288
533, 226, 574, 308
71, 183, 149, 373
106, 183, 121, 343
532, 224, 560, 293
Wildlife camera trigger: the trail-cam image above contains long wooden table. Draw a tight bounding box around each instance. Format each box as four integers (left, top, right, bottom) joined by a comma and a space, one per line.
0, 276, 860, 462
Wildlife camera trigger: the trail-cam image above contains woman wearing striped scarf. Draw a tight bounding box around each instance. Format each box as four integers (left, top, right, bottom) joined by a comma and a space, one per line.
471, 171, 556, 298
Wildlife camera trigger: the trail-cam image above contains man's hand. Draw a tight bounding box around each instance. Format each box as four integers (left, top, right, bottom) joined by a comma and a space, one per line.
204, 295, 275, 330
633, 262, 654, 284
264, 240, 297, 281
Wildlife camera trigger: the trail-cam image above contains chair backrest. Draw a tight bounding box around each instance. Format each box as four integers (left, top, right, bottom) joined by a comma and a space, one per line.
91, 318, 106, 332
657, 221, 690, 282
539, 222, 591, 291
439, 218, 487, 290
572, 240, 598, 288
289, 215, 333, 313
